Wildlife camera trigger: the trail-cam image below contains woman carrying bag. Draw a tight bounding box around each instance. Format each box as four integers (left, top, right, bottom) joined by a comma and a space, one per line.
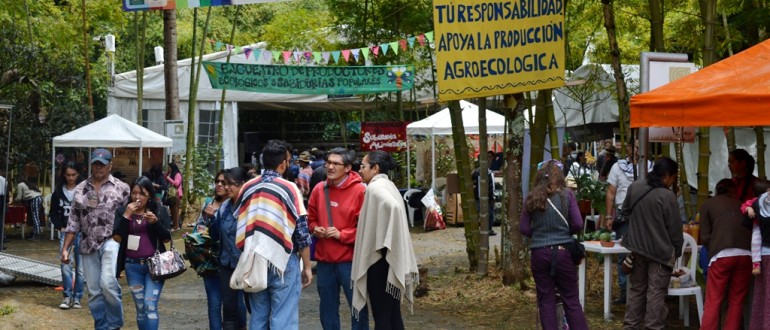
114, 176, 171, 330
520, 159, 588, 330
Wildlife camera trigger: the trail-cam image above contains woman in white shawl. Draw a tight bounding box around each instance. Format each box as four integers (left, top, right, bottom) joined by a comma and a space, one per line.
352, 150, 419, 330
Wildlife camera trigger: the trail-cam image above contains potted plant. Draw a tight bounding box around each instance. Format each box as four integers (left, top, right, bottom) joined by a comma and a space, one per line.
575, 173, 608, 216
599, 232, 615, 247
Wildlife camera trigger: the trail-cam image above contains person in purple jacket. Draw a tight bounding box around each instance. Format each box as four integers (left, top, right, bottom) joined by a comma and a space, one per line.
520, 159, 588, 330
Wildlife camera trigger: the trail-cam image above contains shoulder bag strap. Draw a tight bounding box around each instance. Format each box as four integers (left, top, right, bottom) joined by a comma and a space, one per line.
627, 187, 657, 214
324, 182, 334, 227
546, 197, 569, 228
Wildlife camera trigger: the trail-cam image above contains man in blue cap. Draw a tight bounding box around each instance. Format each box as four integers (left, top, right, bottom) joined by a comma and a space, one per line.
61, 148, 130, 330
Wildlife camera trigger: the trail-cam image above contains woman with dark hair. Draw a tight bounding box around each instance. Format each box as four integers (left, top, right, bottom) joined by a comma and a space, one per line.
165, 162, 183, 230
352, 150, 419, 330
194, 170, 245, 330
148, 164, 168, 204
113, 176, 171, 330
729, 148, 758, 202
621, 157, 682, 329
520, 159, 588, 330
51, 162, 85, 309
216, 167, 250, 330
15, 174, 43, 240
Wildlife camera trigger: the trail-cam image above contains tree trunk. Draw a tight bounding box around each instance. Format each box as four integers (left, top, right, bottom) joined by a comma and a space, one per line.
602, 0, 630, 145
649, 0, 665, 51
697, 0, 717, 208
449, 100, 478, 272
478, 97, 489, 276
164, 9, 180, 121
217, 6, 241, 169
136, 12, 146, 125
756, 126, 766, 180
501, 94, 529, 289
529, 91, 549, 187
81, 0, 93, 121
544, 89, 560, 160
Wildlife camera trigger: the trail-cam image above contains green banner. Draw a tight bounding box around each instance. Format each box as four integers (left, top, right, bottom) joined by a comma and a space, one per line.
203, 62, 414, 95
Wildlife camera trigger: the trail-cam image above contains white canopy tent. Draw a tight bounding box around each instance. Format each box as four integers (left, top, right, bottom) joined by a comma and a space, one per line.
51, 114, 173, 187
406, 100, 506, 189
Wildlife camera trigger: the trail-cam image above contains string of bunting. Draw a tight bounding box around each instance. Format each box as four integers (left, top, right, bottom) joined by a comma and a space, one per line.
208, 31, 434, 65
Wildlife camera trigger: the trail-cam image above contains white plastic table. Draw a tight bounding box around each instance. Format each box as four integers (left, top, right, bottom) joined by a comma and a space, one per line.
578, 241, 630, 321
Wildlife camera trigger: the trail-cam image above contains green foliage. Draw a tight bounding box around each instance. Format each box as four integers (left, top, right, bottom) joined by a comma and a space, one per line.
0, 304, 15, 316
575, 173, 607, 215
181, 143, 220, 204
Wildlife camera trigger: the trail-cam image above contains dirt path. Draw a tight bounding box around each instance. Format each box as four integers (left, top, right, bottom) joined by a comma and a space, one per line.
0, 226, 493, 329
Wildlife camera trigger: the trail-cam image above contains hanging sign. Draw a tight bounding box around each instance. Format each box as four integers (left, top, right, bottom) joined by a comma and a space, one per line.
433, 0, 566, 101
203, 62, 415, 95
123, 0, 290, 11
360, 122, 408, 152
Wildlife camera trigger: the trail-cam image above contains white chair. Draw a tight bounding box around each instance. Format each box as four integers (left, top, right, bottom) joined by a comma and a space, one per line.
667, 233, 703, 328
402, 189, 421, 227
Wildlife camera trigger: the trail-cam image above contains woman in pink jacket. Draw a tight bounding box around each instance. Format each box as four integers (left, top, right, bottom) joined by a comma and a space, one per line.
164, 162, 183, 230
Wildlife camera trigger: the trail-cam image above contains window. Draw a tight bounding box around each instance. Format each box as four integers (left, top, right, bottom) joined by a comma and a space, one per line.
198, 109, 219, 145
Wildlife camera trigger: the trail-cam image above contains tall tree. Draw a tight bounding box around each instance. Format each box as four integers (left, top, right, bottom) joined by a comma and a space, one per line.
697, 0, 718, 208
477, 98, 490, 276
164, 9, 180, 121
449, 100, 478, 271
601, 0, 630, 149
501, 94, 528, 288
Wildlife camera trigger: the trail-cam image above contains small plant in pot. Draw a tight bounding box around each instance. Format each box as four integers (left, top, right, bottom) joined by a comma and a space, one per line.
599, 232, 615, 247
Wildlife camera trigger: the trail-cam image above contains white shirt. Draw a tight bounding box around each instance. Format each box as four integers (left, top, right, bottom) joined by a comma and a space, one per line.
607, 159, 653, 208
0, 176, 5, 195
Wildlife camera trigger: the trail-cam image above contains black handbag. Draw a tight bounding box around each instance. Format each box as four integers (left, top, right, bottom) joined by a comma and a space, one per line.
546, 197, 585, 265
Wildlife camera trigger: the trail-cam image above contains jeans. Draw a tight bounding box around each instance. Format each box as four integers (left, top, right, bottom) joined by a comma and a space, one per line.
367, 254, 404, 330
125, 259, 165, 330
59, 231, 85, 300
218, 266, 247, 329
27, 196, 43, 235
530, 247, 589, 330
617, 253, 628, 292
203, 273, 223, 330
316, 261, 369, 330
81, 238, 123, 330
247, 253, 301, 330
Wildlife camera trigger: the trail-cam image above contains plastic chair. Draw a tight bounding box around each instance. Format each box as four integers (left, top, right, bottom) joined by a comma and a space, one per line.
402, 189, 421, 227
667, 233, 703, 327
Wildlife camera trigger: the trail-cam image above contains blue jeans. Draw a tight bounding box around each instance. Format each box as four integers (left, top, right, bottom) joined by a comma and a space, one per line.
125, 259, 165, 330
218, 266, 247, 329
59, 231, 85, 300
203, 273, 223, 330
247, 253, 301, 330
317, 261, 369, 330
81, 238, 123, 330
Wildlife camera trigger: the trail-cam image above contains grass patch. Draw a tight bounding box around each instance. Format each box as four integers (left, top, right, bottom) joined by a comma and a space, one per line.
0, 304, 16, 316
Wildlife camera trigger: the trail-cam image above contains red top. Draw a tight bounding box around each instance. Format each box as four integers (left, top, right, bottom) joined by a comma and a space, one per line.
307, 171, 366, 263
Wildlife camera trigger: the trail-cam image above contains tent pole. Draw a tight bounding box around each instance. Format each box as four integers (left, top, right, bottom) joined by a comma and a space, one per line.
139, 146, 144, 178
406, 136, 411, 189
431, 134, 436, 191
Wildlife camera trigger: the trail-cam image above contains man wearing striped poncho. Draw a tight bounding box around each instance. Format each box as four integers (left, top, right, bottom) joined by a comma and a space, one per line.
234, 140, 313, 330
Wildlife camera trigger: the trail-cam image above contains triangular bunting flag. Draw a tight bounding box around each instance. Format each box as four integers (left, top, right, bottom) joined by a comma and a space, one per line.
425, 31, 434, 43
408, 37, 416, 49
322, 52, 331, 64
331, 51, 341, 64
253, 49, 262, 62
282, 51, 293, 64
351, 48, 360, 62
360, 47, 370, 61
389, 41, 399, 55
293, 51, 302, 63
244, 47, 253, 60
371, 45, 380, 57
313, 52, 322, 64
341, 49, 351, 62
234, 46, 241, 54
399, 39, 408, 51
304, 52, 313, 63
215, 42, 223, 50
272, 51, 282, 62
208, 39, 216, 45
417, 34, 426, 46
264, 50, 273, 62
380, 43, 389, 56
226, 44, 234, 54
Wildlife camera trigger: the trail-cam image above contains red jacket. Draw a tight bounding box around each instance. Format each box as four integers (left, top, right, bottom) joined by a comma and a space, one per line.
308, 171, 366, 263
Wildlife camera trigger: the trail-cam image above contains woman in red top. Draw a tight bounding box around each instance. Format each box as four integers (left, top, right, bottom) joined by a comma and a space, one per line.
164, 162, 183, 230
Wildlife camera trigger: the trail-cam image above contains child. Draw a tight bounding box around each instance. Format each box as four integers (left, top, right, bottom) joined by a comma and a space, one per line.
742, 180, 770, 275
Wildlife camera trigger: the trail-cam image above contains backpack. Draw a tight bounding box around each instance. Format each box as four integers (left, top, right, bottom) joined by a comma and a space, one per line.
183, 231, 220, 276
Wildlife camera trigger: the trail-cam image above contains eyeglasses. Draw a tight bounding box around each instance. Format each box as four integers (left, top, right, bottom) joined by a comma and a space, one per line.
326, 161, 346, 168
215, 180, 227, 185
537, 159, 564, 170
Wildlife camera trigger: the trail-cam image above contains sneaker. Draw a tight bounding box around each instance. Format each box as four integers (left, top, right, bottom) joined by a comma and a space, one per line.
59, 297, 72, 309
72, 300, 82, 309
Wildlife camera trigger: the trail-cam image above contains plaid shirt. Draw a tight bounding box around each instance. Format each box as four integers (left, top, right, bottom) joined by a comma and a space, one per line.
292, 214, 311, 251
64, 175, 130, 254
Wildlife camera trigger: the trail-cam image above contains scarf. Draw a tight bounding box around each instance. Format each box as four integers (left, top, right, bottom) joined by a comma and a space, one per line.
351, 174, 419, 318
617, 159, 653, 179
234, 170, 305, 274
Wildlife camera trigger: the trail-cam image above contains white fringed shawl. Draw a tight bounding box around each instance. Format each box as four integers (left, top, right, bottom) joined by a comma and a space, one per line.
351, 174, 419, 318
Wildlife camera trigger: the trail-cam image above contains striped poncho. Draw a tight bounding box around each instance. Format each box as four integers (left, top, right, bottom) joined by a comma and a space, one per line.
234, 170, 306, 274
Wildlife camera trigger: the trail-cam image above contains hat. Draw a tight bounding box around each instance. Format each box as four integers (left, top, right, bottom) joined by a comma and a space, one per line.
90, 148, 112, 165
298, 151, 311, 163
605, 146, 617, 154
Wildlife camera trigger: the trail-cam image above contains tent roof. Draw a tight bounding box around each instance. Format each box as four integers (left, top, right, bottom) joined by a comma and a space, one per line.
406, 100, 505, 135
630, 38, 770, 127
53, 114, 173, 148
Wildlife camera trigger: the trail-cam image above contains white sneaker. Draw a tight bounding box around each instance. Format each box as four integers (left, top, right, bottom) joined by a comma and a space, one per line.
72, 300, 82, 309
59, 297, 72, 309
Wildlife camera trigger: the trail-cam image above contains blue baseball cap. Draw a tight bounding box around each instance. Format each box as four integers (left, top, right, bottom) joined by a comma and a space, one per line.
90, 148, 112, 165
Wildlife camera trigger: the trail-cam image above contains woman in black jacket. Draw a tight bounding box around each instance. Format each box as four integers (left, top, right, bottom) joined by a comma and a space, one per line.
51, 162, 84, 309
113, 176, 171, 330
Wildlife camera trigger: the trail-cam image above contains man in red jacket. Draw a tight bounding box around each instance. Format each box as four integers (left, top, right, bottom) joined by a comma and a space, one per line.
308, 147, 369, 330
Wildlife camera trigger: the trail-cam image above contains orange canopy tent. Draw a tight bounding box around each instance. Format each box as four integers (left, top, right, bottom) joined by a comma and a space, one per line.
630, 38, 770, 128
